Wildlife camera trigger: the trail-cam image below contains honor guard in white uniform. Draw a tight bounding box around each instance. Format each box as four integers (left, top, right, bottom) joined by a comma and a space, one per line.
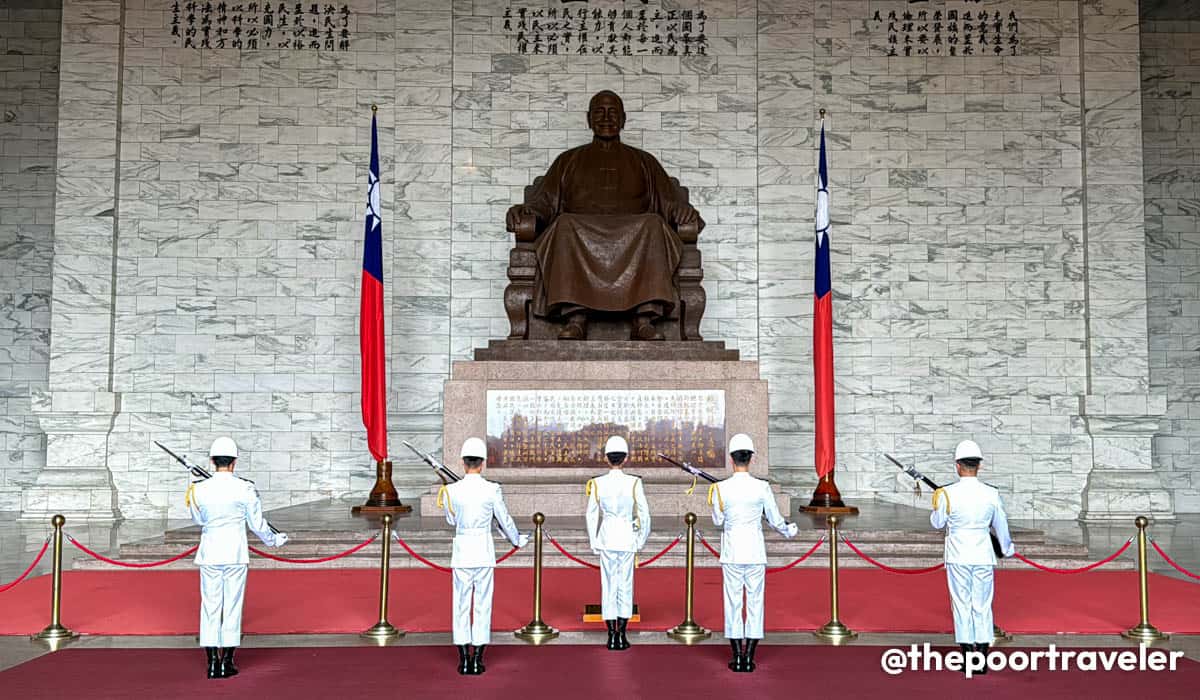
186, 437, 289, 680
709, 434, 798, 673
585, 435, 651, 650
438, 437, 528, 675
930, 440, 1015, 672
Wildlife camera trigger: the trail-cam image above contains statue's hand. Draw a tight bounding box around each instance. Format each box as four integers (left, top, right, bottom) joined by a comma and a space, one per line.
675, 207, 700, 226
506, 204, 538, 230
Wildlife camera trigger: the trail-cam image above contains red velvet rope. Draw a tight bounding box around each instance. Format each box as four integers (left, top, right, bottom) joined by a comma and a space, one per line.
0, 536, 51, 593
636, 536, 681, 568
1150, 539, 1200, 580
697, 533, 722, 559
767, 536, 826, 574
1012, 538, 1133, 574
546, 536, 601, 569
393, 535, 453, 572
248, 535, 377, 564
68, 536, 199, 569
390, 535, 519, 572
841, 536, 946, 575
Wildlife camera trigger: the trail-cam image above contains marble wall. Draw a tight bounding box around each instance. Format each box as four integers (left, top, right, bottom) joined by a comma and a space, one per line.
3, 0, 1190, 519
1142, 4, 1200, 512
0, 0, 60, 511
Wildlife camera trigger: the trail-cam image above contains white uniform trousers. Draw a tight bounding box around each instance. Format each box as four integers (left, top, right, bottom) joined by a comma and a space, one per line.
946, 563, 994, 644
199, 564, 248, 647
452, 566, 494, 645
599, 551, 635, 619
722, 563, 765, 639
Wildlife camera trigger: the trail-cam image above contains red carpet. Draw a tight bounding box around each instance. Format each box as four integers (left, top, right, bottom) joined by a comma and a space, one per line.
1, 645, 1196, 700
0, 568, 1196, 636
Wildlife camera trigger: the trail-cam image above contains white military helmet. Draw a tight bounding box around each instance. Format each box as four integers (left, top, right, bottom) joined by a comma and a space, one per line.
604, 435, 629, 455
728, 433, 755, 454
210, 437, 238, 459
461, 437, 487, 460
954, 439, 983, 462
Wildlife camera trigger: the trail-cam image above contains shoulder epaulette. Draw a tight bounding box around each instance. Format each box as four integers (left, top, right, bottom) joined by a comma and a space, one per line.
933, 487, 950, 513
585, 478, 599, 504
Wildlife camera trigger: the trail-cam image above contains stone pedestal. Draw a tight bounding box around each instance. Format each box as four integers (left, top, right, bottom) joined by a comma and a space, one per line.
20, 391, 121, 522
1079, 395, 1174, 523
421, 359, 779, 517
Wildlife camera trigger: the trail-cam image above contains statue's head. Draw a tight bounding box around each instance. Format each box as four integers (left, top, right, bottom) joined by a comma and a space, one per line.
587, 90, 625, 141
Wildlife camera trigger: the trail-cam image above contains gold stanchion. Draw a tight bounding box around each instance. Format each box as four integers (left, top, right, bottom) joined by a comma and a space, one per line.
361, 514, 404, 644
666, 512, 711, 644
814, 514, 857, 644
515, 512, 559, 644
1122, 515, 1168, 643
34, 514, 77, 650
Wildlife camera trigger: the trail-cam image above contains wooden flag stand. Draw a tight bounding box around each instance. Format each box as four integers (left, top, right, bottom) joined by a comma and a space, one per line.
800, 472, 858, 515
352, 459, 412, 516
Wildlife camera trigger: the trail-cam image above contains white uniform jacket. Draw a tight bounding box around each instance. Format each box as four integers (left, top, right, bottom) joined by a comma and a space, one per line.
440, 474, 523, 568
586, 470, 651, 553
929, 476, 1016, 566
710, 472, 795, 565
188, 472, 283, 565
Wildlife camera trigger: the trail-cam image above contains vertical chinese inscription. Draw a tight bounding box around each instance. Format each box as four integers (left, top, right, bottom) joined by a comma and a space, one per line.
169, 2, 353, 50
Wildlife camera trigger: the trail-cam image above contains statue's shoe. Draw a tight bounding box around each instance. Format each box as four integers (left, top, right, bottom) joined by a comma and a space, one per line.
631, 320, 664, 341
558, 321, 587, 340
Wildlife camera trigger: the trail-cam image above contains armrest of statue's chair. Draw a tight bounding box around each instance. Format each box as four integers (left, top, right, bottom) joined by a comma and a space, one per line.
502, 178, 706, 341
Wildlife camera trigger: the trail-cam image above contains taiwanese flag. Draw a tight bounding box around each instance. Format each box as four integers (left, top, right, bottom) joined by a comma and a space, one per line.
813, 122, 835, 479
360, 110, 387, 462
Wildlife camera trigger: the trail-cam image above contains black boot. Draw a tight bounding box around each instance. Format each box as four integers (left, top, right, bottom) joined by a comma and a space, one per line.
728, 639, 743, 672
743, 639, 758, 672
219, 647, 238, 678
974, 643, 990, 674
960, 643, 976, 676
456, 645, 471, 675
615, 617, 631, 650
605, 620, 618, 650
470, 645, 486, 675
205, 647, 221, 679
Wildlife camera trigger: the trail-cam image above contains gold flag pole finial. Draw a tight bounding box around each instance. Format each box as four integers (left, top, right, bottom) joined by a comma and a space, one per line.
371, 103, 378, 113
819, 108, 826, 119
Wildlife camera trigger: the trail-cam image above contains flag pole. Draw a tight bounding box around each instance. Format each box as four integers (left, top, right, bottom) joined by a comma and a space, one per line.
802, 109, 857, 516
353, 104, 410, 517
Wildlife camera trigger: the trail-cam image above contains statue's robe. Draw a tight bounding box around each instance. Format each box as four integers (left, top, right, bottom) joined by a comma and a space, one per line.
524, 141, 697, 319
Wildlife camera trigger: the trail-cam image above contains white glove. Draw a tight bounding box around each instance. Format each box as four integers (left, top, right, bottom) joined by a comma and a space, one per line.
785, 522, 799, 538
517, 532, 530, 548
274, 532, 290, 547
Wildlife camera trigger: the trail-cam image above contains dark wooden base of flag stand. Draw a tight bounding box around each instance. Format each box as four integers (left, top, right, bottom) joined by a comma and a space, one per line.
799, 473, 859, 515
352, 459, 413, 516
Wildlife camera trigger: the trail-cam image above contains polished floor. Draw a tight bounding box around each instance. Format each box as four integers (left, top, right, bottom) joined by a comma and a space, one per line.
3, 499, 1198, 677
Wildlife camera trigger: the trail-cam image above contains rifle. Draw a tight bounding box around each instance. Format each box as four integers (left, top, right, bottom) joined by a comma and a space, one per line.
658, 453, 720, 494
402, 440, 462, 485
885, 453, 1004, 558
156, 441, 280, 534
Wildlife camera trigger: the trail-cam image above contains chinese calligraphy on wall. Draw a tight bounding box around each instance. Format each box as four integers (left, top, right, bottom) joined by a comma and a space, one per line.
170, 2, 353, 51
486, 390, 726, 469
872, 6, 1019, 57
503, 4, 708, 57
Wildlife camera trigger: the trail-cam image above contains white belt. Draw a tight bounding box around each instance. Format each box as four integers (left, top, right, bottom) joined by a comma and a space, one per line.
456, 527, 491, 536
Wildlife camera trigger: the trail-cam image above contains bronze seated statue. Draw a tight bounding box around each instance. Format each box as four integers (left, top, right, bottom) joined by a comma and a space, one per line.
503, 90, 707, 342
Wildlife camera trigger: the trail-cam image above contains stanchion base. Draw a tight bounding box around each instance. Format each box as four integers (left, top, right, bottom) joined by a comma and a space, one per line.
33, 624, 78, 651
360, 621, 405, 645
813, 620, 858, 645
992, 624, 1013, 646
514, 620, 560, 645
666, 620, 712, 645
1122, 623, 1169, 643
